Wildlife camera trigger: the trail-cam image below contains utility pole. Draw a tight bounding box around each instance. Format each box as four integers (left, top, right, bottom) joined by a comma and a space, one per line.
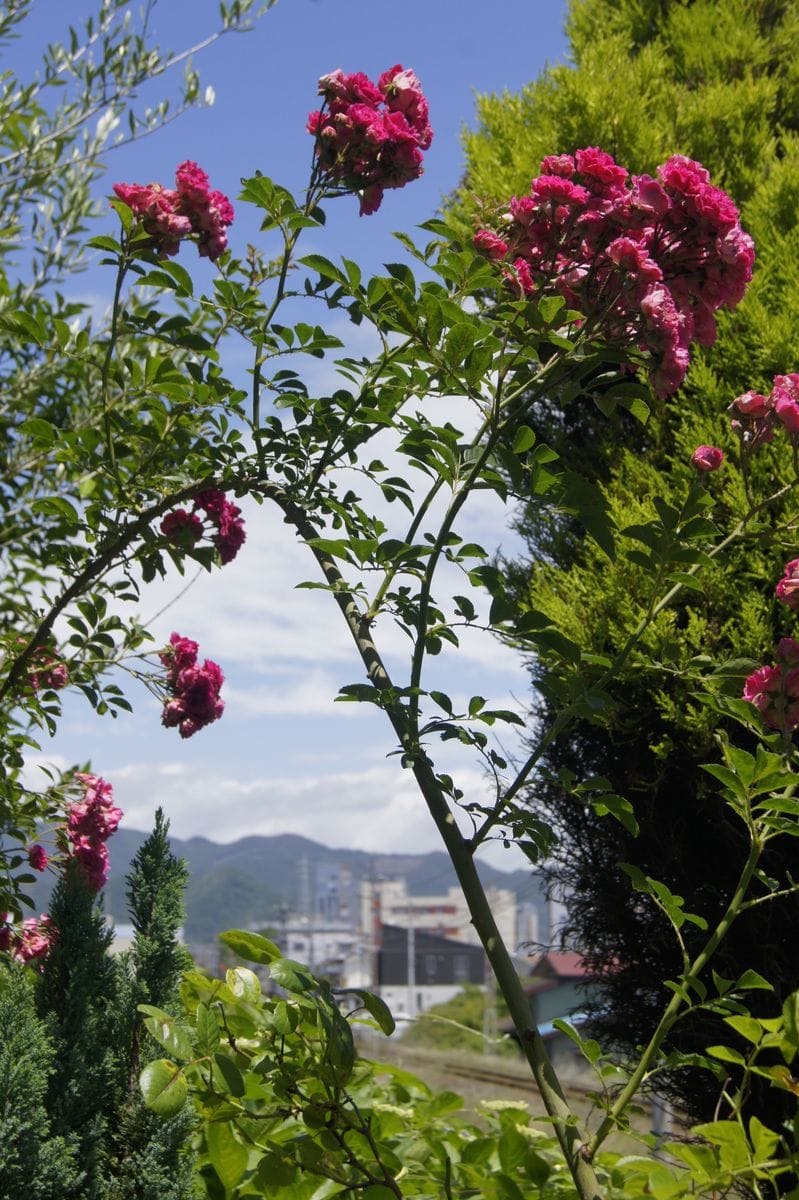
483, 948, 497, 1054
407, 915, 416, 1020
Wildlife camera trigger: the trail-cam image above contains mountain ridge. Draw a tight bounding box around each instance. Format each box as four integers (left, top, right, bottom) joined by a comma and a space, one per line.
27, 826, 546, 942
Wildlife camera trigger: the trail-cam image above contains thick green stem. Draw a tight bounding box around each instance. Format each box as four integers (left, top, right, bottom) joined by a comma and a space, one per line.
99, 251, 129, 479
265, 483, 603, 1200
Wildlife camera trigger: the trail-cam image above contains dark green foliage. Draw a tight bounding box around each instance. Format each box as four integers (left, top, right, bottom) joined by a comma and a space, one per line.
0, 964, 79, 1199
457, 0, 799, 1131
37, 860, 118, 1199
30, 813, 194, 1199
109, 808, 195, 1199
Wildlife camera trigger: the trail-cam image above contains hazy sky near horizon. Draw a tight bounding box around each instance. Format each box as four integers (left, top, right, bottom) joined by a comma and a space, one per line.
21, 0, 570, 871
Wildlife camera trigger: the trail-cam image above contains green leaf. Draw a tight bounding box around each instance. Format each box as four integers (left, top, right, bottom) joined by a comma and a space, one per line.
512, 425, 536, 454
219, 929, 281, 965
725, 1015, 764, 1045
20, 418, 57, 444
138, 1005, 193, 1060
207, 1120, 249, 1191
88, 233, 122, 253
706, 1044, 746, 1065
443, 322, 477, 367
539, 294, 565, 323
270, 957, 316, 992
31, 496, 80, 527
213, 1052, 246, 1097
348, 989, 395, 1035
735, 970, 773, 992
226, 966, 261, 1000
195, 1003, 221, 1056
139, 1059, 188, 1117
300, 254, 347, 285
783, 991, 799, 1049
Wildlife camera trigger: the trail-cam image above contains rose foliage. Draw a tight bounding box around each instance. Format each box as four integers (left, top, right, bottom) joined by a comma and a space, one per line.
3, 11, 799, 1200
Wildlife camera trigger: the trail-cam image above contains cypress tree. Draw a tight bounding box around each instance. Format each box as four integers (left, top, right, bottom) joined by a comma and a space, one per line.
455, 0, 799, 1128
0, 963, 79, 1199
37, 860, 118, 1199
108, 807, 195, 1200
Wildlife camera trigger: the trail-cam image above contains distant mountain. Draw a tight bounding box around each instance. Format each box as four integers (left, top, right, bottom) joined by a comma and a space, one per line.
25, 827, 546, 943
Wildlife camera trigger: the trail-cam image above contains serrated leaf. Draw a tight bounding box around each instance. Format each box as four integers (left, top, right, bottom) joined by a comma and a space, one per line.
300, 254, 347, 285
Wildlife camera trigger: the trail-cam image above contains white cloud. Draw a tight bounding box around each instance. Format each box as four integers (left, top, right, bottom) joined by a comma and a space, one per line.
110, 755, 529, 871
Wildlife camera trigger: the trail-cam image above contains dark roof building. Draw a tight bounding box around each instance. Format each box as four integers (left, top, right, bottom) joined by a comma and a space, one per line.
377, 924, 484, 988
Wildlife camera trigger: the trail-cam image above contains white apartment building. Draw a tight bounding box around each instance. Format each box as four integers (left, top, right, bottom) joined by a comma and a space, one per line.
360, 877, 518, 952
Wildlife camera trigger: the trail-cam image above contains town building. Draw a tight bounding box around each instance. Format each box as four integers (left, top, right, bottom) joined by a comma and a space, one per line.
374, 923, 485, 1019
359, 876, 518, 952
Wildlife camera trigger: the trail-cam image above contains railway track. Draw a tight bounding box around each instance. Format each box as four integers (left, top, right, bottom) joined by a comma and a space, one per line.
388, 1047, 589, 1101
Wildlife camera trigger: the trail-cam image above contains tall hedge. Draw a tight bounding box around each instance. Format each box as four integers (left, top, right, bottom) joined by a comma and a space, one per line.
455, 0, 799, 1127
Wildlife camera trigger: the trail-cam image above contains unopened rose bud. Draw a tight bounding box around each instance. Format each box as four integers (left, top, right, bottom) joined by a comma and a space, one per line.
691, 444, 724, 472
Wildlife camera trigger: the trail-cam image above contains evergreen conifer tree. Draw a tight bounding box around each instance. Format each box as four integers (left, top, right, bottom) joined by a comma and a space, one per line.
37, 860, 118, 1199
108, 807, 195, 1199
0, 964, 79, 1199
456, 0, 799, 1127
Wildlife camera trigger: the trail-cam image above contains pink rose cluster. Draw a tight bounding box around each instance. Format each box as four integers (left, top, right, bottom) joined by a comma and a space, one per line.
113, 160, 234, 261
27, 843, 49, 871
473, 149, 754, 397
0, 914, 55, 965
67, 773, 123, 893
160, 632, 224, 739
307, 65, 432, 215
28, 648, 69, 692
161, 488, 246, 565
729, 374, 799, 452
743, 637, 799, 732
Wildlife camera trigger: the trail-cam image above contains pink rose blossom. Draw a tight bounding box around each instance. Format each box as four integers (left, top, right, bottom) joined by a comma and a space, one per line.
66, 773, 122, 893
308, 65, 432, 215
733, 390, 770, 417
777, 637, 799, 667
772, 374, 799, 433
532, 176, 590, 206
378, 64, 432, 150
71, 837, 110, 892
575, 147, 628, 195
473, 146, 753, 397
540, 154, 575, 178
69, 775, 122, 837
776, 559, 799, 610
28, 646, 69, 693
159, 632, 224, 738
1, 914, 56, 965
473, 229, 509, 260
113, 161, 233, 261
743, 658, 799, 731
161, 508, 204, 547
160, 490, 245, 565
27, 844, 49, 871
691, 445, 724, 472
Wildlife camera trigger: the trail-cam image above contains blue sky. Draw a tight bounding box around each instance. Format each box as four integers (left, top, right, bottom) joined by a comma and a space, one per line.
22, 0, 570, 869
